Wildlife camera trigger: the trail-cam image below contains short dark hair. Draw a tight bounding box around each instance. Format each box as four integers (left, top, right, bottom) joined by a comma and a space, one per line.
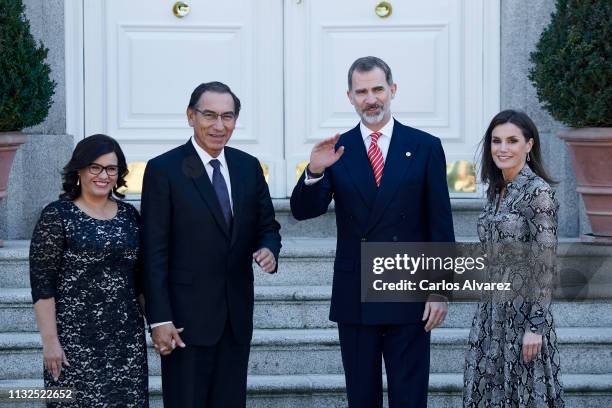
479, 109, 555, 201
347, 56, 393, 90
188, 81, 241, 116
60, 134, 129, 200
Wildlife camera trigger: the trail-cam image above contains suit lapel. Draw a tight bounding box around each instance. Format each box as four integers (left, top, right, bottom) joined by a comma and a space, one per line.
182, 142, 231, 239
365, 121, 420, 234
339, 125, 378, 209
225, 148, 244, 247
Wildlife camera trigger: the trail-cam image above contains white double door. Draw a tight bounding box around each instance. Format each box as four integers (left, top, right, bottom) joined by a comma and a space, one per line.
83, 0, 499, 197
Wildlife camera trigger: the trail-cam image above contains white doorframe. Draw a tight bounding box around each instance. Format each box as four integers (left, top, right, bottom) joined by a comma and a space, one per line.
65, 0, 85, 144
483, 0, 501, 127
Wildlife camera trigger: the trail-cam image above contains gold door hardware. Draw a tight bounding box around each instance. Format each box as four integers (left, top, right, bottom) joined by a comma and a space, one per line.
375, 1, 392, 18
172, 2, 190, 18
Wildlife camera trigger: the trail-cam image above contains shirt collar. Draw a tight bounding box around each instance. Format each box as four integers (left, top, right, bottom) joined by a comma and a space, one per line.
506, 163, 534, 190
360, 117, 395, 142
191, 137, 228, 168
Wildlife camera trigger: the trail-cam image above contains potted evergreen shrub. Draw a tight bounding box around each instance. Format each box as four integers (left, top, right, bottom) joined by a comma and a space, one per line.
0, 0, 55, 246
529, 0, 611, 243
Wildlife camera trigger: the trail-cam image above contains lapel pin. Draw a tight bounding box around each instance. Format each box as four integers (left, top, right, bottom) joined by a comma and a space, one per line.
405, 151, 412, 157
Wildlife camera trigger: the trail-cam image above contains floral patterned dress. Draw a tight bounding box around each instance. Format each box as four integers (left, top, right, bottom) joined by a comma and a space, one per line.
463, 165, 564, 407
29, 199, 148, 407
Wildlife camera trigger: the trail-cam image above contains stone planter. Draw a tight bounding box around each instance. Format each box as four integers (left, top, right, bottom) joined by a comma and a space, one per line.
0, 132, 28, 247
558, 128, 612, 244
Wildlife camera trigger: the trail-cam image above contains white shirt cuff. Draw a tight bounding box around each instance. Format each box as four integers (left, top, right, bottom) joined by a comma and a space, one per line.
304, 172, 324, 185
150, 321, 173, 328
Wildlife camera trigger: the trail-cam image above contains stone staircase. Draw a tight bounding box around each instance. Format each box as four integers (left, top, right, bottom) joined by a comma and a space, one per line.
0, 200, 611, 407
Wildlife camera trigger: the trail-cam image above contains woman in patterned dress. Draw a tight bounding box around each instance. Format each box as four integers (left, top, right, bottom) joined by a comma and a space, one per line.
463, 110, 564, 407
30, 134, 148, 407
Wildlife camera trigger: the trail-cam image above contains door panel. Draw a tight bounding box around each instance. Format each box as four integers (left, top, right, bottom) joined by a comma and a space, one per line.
284, 0, 496, 196
84, 0, 284, 196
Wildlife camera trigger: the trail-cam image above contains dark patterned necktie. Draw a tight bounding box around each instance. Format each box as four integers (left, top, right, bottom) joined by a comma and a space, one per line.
209, 159, 232, 228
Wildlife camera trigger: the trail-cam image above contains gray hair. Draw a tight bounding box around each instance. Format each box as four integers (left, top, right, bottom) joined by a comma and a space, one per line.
347, 56, 393, 90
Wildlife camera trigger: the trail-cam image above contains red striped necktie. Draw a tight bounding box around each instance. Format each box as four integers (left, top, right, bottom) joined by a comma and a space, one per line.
368, 131, 384, 187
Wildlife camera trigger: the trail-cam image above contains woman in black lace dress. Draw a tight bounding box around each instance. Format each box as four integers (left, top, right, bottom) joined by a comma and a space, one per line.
30, 134, 148, 407
463, 110, 564, 407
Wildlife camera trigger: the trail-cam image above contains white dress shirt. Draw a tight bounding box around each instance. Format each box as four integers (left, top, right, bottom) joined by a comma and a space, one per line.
304, 118, 395, 184
150, 137, 234, 329
190, 137, 234, 213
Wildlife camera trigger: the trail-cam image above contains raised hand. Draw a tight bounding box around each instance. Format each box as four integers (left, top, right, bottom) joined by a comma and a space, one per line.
308, 133, 345, 174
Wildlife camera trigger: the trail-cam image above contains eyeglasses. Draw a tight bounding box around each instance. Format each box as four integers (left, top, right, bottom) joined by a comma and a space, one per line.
87, 163, 120, 176
193, 108, 236, 123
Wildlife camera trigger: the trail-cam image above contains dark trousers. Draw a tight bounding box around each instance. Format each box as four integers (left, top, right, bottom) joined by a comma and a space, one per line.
338, 323, 431, 408
160, 320, 250, 408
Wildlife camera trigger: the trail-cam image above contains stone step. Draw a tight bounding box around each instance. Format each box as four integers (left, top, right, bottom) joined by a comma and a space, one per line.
3, 238, 612, 293
0, 242, 28, 290
2, 286, 612, 332
0, 239, 339, 288
0, 286, 331, 332
1, 327, 611, 380
0, 373, 610, 408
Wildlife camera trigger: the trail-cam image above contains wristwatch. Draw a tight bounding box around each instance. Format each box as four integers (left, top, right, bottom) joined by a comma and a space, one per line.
306, 165, 324, 178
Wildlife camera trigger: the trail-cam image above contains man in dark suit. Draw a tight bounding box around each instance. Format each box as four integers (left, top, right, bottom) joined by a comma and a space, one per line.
290, 57, 455, 407
141, 81, 281, 408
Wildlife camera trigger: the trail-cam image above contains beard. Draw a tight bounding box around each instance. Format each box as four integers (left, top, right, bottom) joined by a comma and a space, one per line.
359, 103, 388, 125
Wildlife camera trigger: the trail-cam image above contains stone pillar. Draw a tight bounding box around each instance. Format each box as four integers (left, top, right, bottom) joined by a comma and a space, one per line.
0, 0, 73, 240
500, 0, 587, 237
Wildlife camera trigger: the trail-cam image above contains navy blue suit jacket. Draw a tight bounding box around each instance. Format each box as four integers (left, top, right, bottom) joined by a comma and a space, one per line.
291, 120, 455, 324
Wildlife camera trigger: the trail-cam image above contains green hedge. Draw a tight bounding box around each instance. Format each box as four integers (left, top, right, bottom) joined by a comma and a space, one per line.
0, 0, 56, 131
529, 0, 611, 127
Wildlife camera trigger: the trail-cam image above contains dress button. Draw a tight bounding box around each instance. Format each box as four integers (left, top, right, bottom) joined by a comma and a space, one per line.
361, 238, 367, 242
392, 236, 398, 241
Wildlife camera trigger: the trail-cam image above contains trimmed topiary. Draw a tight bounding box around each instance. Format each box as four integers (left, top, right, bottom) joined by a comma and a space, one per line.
0, 0, 56, 131
529, 0, 611, 127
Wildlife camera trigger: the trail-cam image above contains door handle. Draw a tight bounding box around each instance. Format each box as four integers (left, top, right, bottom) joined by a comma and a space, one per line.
375, 1, 393, 18
172, 2, 190, 18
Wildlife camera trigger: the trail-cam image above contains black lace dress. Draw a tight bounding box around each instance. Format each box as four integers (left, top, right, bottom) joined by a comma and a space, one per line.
463, 165, 564, 407
29, 199, 148, 407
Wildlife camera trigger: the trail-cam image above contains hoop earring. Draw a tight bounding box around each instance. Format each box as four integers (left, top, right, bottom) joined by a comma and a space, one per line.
527, 152, 531, 162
